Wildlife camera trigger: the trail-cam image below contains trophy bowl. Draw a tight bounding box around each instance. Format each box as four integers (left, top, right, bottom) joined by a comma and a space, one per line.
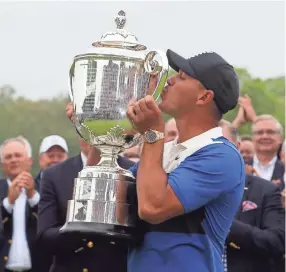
60, 10, 169, 241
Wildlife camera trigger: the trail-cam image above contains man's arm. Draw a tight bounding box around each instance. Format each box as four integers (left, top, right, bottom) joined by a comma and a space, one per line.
2, 197, 14, 218
137, 143, 243, 224
1, 177, 22, 218
27, 190, 40, 215
37, 170, 80, 254
227, 186, 285, 258
136, 140, 184, 224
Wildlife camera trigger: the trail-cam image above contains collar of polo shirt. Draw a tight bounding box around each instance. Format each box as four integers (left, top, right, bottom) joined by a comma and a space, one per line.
163, 127, 224, 173
173, 127, 223, 149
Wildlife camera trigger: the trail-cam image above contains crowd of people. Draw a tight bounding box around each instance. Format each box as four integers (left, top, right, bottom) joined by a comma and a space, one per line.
0, 49, 284, 272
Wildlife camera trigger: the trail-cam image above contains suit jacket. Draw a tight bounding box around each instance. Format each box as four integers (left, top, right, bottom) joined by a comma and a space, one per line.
246, 158, 285, 190
0, 178, 40, 271
0, 207, 4, 258
227, 174, 285, 272
37, 154, 135, 272
34, 171, 42, 188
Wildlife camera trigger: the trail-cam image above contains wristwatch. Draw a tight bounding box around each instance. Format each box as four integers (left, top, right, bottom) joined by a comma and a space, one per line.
144, 129, 165, 144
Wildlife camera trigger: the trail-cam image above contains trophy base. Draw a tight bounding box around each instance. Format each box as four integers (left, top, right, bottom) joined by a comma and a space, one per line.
60, 221, 137, 241
60, 148, 140, 242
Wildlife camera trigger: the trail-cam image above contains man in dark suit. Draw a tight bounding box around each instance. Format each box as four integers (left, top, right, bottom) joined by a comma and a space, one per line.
37, 137, 135, 272
219, 120, 285, 272
248, 115, 285, 190
0, 136, 40, 272
0, 207, 5, 261
34, 136, 69, 272
246, 156, 285, 190
232, 98, 284, 189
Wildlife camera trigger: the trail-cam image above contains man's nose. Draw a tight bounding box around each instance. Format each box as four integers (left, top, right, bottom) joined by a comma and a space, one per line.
10, 156, 18, 163
51, 158, 61, 164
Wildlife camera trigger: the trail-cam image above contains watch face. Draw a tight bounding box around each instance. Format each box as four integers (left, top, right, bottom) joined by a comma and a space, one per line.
146, 130, 157, 143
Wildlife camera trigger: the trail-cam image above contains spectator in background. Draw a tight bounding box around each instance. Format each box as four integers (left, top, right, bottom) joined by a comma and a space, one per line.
239, 135, 254, 162
36, 138, 88, 272
219, 120, 285, 272
0, 209, 4, 259
0, 136, 40, 272
279, 140, 285, 166
250, 115, 284, 189
164, 118, 178, 143
35, 136, 68, 272
123, 143, 142, 163
35, 135, 68, 185
280, 141, 285, 209
232, 95, 284, 189
232, 94, 257, 129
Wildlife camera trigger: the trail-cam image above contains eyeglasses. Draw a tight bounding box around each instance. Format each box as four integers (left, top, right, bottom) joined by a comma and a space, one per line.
253, 129, 280, 136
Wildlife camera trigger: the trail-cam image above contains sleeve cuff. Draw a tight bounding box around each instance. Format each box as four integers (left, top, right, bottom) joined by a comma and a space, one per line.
3, 197, 14, 214
168, 180, 187, 213
28, 191, 40, 207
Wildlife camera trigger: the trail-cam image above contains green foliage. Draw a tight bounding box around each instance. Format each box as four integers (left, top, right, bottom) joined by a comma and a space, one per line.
0, 96, 80, 177
0, 67, 284, 177
225, 68, 285, 135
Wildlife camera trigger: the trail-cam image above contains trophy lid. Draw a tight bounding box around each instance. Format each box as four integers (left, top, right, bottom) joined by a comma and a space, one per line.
92, 10, 147, 51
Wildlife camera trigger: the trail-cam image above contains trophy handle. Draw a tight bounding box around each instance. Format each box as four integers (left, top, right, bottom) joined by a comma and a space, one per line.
144, 50, 169, 103
68, 61, 88, 142
69, 61, 76, 103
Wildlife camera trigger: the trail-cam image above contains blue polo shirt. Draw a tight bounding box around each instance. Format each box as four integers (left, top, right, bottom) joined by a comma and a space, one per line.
128, 134, 245, 272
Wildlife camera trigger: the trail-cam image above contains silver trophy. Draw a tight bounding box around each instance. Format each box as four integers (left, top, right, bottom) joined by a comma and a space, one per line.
60, 10, 169, 241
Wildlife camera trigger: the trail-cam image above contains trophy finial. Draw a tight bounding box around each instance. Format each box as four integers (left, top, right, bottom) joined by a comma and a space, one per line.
115, 10, 126, 29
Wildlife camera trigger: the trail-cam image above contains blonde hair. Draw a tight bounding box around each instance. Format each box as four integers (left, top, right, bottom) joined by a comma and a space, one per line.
0, 136, 32, 161
252, 115, 283, 135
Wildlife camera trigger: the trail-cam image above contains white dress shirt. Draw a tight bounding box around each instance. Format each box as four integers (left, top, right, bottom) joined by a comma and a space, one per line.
81, 152, 87, 167
253, 155, 277, 181
3, 179, 40, 271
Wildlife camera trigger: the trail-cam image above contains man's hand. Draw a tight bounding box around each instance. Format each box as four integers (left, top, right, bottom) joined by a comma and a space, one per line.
272, 179, 281, 185
239, 95, 257, 122
232, 105, 247, 128
126, 95, 165, 134
18, 172, 36, 199
66, 102, 74, 123
245, 164, 260, 177
8, 175, 22, 204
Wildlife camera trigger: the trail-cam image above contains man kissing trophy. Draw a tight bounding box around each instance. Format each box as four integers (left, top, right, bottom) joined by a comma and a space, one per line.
60, 10, 169, 243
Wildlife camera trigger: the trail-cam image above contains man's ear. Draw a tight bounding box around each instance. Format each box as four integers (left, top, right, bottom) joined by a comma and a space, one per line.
28, 157, 33, 168
236, 141, 241, 149
196, 90, 214, 106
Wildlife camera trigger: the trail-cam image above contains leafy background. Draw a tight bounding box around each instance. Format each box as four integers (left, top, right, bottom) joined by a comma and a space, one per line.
0, 67, 284, 176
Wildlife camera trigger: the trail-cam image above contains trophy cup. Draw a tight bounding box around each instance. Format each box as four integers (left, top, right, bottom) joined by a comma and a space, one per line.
60, 10, 169, 241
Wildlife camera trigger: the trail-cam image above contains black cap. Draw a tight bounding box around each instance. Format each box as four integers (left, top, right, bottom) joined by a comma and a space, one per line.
166, 49, 239, 114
